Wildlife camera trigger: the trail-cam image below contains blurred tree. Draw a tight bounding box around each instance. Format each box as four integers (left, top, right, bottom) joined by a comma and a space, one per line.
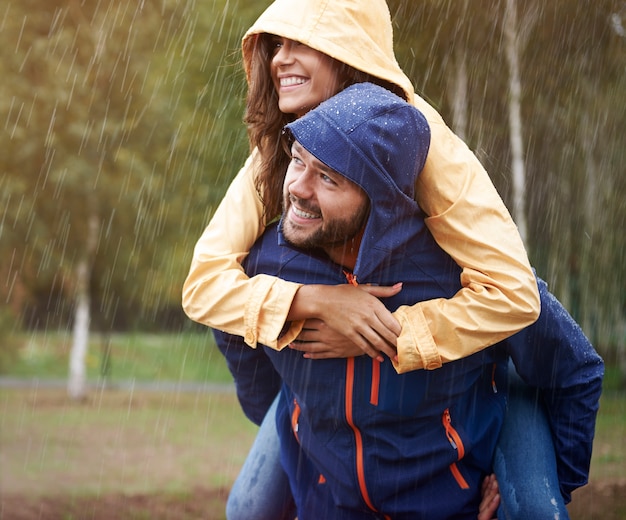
503, 0, 538, 243
1, 0, 624, 381
521, 0, 626, 362
389, 0, 625, 364
15, 0, 191, 397
2, 0, 193, 394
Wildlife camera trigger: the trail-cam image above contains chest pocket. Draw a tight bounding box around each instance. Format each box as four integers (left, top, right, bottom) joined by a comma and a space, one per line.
367, 358, 484, 417
366, 358, 430, 417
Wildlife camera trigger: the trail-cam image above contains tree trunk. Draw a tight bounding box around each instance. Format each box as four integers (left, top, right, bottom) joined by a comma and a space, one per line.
504, 0, 528, 244
67, 262, 90, 400
449, 45, 468, 141
67, 213, 99, 400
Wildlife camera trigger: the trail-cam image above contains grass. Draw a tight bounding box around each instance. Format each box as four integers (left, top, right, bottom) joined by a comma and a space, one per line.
1, 332, 625, 519
587, 378, 626, 481
0, 387, 257, 497
4, 330, 233, 384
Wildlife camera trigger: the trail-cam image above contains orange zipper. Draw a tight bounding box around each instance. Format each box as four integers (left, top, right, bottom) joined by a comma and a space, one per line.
342, 271, 388, 516
346, 357, 378, 511
343, 271, 358, 286
442, 408, 470, 489
370, 359, 380, 405
291, 398, 301, 443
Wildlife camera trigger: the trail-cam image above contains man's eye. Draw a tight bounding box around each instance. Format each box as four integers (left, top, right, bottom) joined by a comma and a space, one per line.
321, 174, 336, 185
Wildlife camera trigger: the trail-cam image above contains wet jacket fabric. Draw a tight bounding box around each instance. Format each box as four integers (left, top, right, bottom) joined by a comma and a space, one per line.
503, 276, 604, 502
182, 0, 541, 373
216, 274, 603, 513
231, 222, 508, 518
215, 81, 603, 510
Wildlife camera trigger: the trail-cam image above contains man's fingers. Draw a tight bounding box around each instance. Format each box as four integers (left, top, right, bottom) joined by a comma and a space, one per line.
359, 283, 403, 298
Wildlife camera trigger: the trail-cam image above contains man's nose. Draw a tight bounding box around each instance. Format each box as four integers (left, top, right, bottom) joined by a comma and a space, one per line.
289, 170, 314, 199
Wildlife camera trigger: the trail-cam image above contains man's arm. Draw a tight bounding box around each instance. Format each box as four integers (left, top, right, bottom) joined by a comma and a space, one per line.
505, 276, 604, 501
214, 329, 281, 426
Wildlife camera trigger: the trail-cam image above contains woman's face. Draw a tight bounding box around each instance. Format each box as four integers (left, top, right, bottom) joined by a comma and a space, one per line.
270, 36, 345, 117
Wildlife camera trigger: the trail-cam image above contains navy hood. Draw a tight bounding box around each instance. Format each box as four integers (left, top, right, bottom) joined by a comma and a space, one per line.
284, 82, 431, 281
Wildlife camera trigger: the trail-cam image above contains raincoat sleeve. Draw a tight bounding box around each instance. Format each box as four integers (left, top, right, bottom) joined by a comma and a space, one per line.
182, 151, 304, 350
392, 101, 541, 373
505, 276, 604, 502
213, 329, 281, 425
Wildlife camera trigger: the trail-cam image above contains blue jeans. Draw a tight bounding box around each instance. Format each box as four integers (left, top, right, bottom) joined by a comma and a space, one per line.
227, 365, 569, 519
226, 396, 296, 520
494, 363, 569, 520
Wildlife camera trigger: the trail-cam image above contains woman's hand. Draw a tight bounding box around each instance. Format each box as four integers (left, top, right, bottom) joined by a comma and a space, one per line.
478, 473, 500, 520
288, 283, 402, 361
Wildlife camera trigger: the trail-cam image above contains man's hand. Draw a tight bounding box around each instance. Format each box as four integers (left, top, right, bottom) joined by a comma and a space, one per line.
288, 284, 402, 361
478, 473, 500, 520
289, 319, 364, 358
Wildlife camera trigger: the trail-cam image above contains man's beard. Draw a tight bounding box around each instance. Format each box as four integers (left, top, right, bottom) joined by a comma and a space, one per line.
281, 196, 369, 252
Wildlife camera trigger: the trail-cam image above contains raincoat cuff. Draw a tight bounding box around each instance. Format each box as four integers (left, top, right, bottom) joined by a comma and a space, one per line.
276, 320, 306, 350
244, 276, 302, 349
392, 305, 442, 373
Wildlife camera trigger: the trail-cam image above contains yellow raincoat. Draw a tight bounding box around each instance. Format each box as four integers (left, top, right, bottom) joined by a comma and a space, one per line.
182, 0, 540, 373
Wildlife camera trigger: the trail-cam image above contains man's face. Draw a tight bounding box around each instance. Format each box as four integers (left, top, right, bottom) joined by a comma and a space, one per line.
281, 142, 369, 254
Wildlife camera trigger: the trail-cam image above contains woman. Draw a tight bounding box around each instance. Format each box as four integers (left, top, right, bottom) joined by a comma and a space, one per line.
182, 0, 540, 372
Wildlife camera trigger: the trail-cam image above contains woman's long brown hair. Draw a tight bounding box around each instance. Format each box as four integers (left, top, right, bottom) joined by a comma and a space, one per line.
244, 33, 406, 221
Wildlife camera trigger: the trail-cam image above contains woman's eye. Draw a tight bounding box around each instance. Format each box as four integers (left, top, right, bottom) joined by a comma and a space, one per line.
270, 37, 283, 49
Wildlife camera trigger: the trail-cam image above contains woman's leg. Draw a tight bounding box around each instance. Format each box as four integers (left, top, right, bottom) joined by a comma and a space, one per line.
226, 395, 296, 520
494, 362, 569, 520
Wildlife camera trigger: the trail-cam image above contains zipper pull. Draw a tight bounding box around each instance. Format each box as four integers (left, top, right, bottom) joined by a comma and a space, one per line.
442, 408, 457, 449
343, 271, 358, 286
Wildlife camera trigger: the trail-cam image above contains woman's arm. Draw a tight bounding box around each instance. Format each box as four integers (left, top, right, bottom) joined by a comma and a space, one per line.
389, 98, 541, 373
182, 152, 302, 349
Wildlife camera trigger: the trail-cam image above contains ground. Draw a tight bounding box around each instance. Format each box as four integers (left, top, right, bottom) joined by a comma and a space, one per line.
2, 387, 624, 519
2, 481, 626, 520
0, 488, 230, 520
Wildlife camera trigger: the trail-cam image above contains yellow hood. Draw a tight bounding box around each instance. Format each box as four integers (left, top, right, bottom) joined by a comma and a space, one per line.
242, 0, 415, 104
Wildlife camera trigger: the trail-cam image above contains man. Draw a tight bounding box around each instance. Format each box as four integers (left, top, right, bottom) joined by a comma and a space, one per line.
219, 82, 507, 518
215, 83, 603, 519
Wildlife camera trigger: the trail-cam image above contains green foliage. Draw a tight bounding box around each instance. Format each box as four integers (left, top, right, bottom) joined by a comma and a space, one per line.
0, 0, 258, 331
1, 0, 624, 359
0, 308, 21, 373
4, 330, 233, 383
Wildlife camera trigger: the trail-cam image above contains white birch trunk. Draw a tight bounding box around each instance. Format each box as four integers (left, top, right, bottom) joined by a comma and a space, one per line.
504, 0, 528, 244
450, 45, 468, 141
581, 112, 597, 336
67, 213, 99, 400
68, 261, 90, 400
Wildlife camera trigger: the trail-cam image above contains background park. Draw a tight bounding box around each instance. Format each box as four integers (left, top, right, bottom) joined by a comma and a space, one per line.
1, 0, 624, 518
